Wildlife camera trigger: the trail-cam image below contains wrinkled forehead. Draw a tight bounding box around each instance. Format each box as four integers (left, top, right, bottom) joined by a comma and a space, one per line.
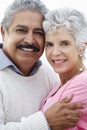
8, 10, 44, 30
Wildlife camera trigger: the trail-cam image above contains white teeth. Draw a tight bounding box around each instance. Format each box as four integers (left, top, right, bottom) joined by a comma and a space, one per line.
54, 60, 63, 64
22, 48, 33, 52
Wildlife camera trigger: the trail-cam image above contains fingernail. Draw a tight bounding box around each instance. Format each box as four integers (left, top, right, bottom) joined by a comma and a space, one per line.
82, 104, 86, 108
67, 94, 73, 99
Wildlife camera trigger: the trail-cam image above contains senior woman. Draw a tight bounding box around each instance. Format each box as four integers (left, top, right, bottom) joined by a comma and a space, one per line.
41, 8, 87, 130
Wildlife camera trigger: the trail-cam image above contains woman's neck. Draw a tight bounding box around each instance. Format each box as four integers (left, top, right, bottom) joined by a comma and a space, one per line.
59, 63, 85, 86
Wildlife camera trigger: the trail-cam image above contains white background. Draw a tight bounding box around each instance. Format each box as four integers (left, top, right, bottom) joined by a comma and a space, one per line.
0, 0, 87, 67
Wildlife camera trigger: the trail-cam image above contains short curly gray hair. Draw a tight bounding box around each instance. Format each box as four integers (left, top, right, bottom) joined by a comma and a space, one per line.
1, 0, 48, 31
43, 8, 87, 49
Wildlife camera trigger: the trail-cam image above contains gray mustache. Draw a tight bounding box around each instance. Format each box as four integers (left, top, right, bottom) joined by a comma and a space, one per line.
16, 44, 40, 52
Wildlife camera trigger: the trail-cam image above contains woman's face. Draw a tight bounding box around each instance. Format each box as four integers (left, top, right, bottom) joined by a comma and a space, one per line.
45, 27, 82, 75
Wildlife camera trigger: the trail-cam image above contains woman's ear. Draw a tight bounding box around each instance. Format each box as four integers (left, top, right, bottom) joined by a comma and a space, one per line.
78, 45, 85, 57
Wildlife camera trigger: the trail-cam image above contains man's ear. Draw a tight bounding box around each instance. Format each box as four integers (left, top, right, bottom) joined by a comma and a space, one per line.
1, 26, 5, 41
85, 42, 87, 46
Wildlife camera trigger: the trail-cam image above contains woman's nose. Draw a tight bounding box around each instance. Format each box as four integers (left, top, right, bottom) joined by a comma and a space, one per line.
52, 46, 62, 55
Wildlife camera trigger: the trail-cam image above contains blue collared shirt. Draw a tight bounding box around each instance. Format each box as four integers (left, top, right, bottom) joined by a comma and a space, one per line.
0, 49, 42, 76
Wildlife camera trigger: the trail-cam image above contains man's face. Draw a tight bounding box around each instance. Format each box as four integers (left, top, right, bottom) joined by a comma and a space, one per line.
1, 10, 45, 72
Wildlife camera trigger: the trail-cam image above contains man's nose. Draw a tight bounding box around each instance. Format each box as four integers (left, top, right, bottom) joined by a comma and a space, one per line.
24, 32, 35, 44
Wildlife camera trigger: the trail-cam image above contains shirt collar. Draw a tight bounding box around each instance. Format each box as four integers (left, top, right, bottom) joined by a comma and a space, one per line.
0, 49, 42, 76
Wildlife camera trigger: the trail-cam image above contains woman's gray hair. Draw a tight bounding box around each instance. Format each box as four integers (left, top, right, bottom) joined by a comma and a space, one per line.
43, 8, 87, 48
1, 0, 48, 31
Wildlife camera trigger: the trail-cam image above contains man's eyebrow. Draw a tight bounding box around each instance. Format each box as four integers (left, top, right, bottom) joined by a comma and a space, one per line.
35, 28, 44, 32
15, 25, 27, 28
15, 26, 44, 32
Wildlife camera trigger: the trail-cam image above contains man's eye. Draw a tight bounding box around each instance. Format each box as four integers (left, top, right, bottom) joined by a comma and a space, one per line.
16, 28, 27, 33
35, 31, 44, 36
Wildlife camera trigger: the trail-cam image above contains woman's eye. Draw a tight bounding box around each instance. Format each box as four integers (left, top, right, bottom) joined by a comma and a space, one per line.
61, 41, 69, 46
45, 42, 53, 47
